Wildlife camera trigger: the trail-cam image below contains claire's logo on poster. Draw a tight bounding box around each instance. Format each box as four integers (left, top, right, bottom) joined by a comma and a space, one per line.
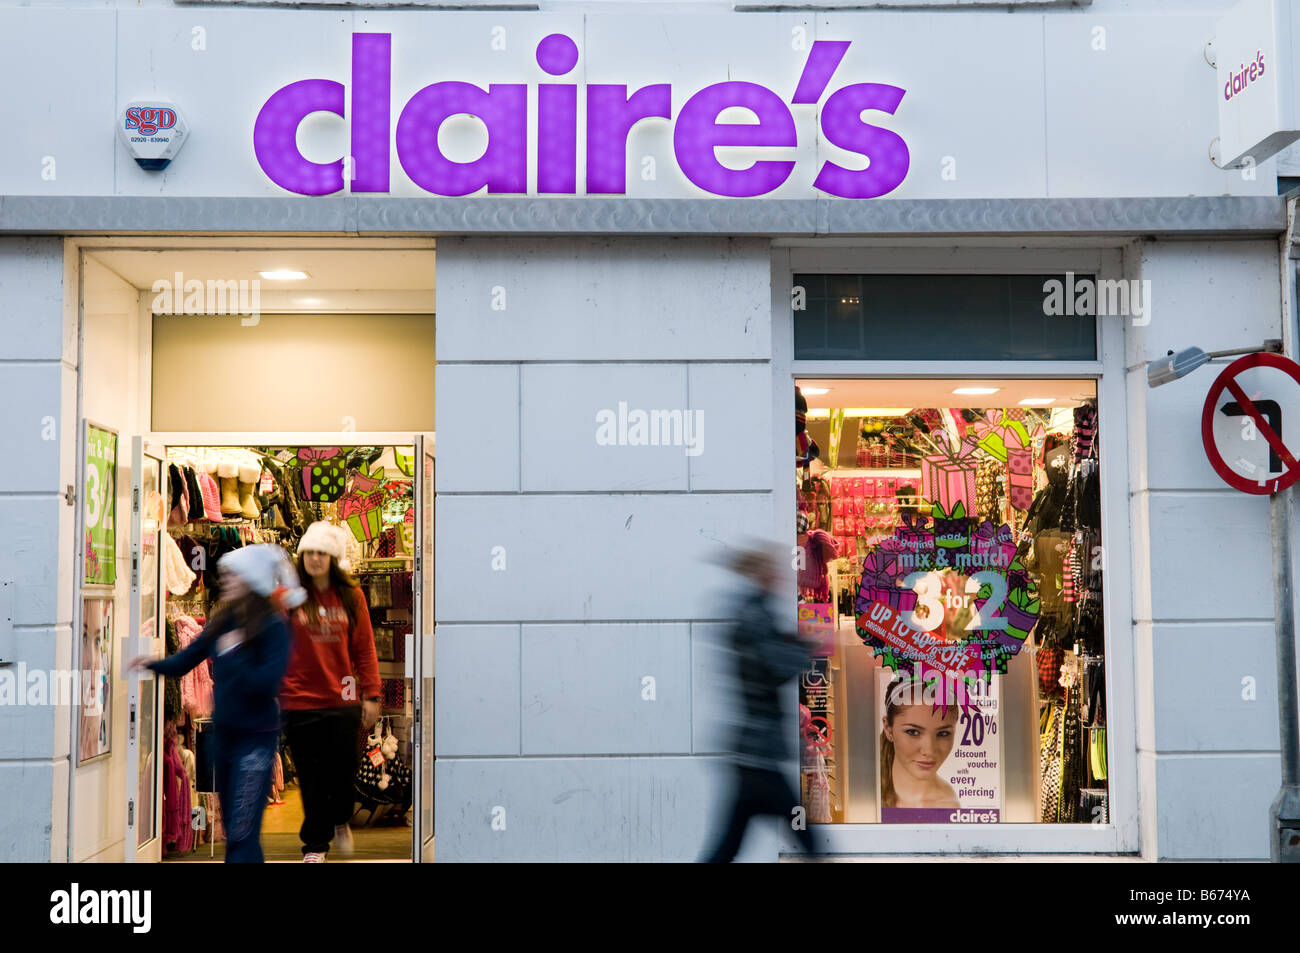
253, 33, 911, 199
949, 809, 999, 823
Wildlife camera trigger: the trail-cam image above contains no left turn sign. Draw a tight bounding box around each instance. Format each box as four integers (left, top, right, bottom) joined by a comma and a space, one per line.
1201, 352, 1300, 495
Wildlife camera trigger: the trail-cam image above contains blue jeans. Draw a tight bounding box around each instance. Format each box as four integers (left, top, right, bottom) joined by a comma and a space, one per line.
213, 727, 278, 863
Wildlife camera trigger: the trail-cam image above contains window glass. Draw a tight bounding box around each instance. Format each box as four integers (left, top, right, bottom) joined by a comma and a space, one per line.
793, 274, 1097, 362
795, 379, 1106, 824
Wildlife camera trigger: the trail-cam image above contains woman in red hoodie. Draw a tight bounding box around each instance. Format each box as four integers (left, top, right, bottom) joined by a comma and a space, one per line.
281, 522, 381, 862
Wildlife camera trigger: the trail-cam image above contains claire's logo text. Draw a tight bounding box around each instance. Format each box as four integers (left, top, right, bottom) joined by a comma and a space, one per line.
254, 33, 910, 199
1224, 49, 1266, 101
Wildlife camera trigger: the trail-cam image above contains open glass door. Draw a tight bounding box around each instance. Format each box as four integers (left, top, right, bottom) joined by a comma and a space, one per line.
416, 434, 436, 858
125, 438, 165, 861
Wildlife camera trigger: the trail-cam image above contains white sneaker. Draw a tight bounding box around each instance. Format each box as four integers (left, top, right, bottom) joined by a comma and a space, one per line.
303, 851, 327, 863
333, 823, 355, 856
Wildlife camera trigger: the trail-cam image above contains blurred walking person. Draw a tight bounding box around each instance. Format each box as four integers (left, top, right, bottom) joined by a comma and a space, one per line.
130, 545, 304, 863
701, 543, 818, 862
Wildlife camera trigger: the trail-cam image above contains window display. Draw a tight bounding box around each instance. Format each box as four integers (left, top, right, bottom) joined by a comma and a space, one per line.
795, 381, 1106, 825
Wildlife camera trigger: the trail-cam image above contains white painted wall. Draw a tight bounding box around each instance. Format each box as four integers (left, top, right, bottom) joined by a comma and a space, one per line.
434, 236, 788, 861
1126, 239, 1287, 860
0, 237, 76, 862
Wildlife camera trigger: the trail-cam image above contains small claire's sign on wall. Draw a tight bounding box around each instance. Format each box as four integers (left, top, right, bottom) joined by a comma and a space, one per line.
1214, 0, 1300, 168
253, 33, 910, 199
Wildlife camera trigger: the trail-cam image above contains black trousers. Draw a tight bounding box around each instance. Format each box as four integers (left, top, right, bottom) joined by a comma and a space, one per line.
702, 765, 816, 863
283, 707, 362, 855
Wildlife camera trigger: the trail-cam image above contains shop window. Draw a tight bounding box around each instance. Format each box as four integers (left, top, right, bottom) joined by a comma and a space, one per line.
795, 380, 1105, 825
793, 274, 1097, 362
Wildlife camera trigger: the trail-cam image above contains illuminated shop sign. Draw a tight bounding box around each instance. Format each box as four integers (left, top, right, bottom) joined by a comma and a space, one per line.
254, 33, 910, 199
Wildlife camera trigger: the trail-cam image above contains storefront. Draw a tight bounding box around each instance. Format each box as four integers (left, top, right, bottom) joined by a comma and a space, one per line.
0, 1, 1296, 862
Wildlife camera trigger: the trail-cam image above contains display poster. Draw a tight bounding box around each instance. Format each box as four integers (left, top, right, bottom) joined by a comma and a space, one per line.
84, 425, 118, 586
875, 668, 1003, 824
797, 602, 835, 657
79, 596, 114, 764
801, 659, 833, 753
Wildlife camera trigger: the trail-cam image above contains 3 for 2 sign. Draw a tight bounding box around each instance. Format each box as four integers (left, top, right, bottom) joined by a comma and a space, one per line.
1202, 353, 1300, 495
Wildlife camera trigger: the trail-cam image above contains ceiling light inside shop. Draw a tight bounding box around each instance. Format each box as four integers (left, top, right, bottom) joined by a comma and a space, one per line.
843, 408, 910, 416
806, 408, 831, 418
260, 270, 309, 280
952, 387, 1000, 395
801, 387, 831, 395
1018, 397, 1056, 406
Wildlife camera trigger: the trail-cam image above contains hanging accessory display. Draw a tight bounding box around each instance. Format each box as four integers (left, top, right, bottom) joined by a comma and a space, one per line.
795, 386, 819, 470
216, 460, 242, 515
826, 407, 845, 467
196, 470, 224, 523
237, 462, 262, 519
374, 528, 399, 558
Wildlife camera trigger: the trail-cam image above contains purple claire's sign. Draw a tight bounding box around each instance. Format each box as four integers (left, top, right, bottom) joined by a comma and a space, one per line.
254, 33, 910, 199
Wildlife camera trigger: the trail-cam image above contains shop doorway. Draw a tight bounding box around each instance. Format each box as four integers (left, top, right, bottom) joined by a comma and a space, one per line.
793, 378, 1107, 829
74, 241, 437, 863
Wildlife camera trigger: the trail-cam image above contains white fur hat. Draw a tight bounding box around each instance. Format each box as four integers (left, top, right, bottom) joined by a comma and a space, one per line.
219, 544, 307, 609
297, 521, 349, 562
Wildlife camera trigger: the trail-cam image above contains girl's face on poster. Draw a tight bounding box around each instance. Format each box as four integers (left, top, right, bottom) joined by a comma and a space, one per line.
83, 602, 106, 662
885, 704, 958, 782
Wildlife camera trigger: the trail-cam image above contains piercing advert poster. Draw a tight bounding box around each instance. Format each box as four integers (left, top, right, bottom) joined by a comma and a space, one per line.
876, 668, 1003, 823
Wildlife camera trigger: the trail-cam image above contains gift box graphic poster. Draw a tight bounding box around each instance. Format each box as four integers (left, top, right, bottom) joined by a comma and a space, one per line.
293, 446, 346, 502
340, 462, 385, 542
921, 445, 978, 512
